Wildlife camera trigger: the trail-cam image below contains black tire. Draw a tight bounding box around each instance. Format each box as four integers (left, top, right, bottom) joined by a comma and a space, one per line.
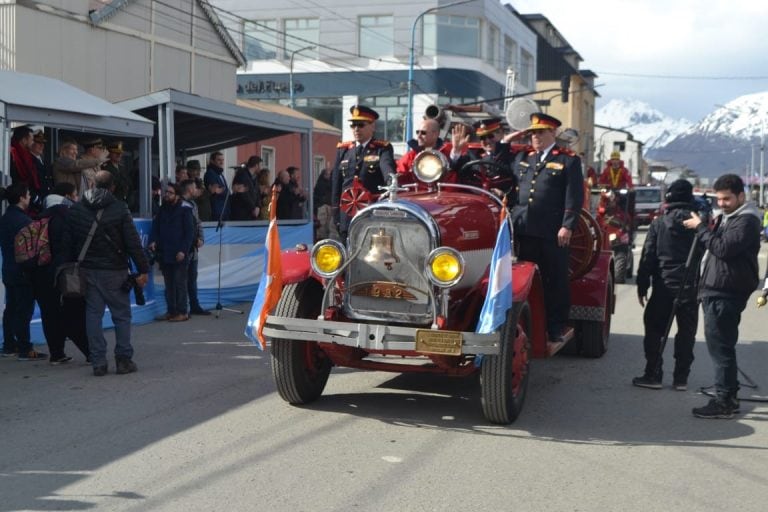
581, 274, 613, 358
614, 250, 628, 284
270, 280, 332, 404
480, 302, 531, 424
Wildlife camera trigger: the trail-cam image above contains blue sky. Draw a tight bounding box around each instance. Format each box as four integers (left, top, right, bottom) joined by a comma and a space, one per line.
508, 0, 768, 122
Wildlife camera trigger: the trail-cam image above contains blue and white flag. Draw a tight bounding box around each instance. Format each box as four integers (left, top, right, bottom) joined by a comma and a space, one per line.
476, 216, 513, 334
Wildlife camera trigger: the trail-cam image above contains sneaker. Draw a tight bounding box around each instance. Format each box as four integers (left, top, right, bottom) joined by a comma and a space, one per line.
115, 359, 138, 375
673, 380, 688, 391
17, 350, 48, 361
1, 351, 18, 358
93, 365, 108, 377
189, 307, 211, 316
692, 398, 737, 419
50, 356, 73, 365
632, 374, 662, 390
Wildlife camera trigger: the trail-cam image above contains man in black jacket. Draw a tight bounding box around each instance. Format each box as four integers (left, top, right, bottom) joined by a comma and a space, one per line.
683, 174, 761, 418
62, 171, 149, 376
634, 180, 702, 391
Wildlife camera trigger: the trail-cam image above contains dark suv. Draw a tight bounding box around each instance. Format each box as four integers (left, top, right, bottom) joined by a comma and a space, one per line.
634, 186, 664, 227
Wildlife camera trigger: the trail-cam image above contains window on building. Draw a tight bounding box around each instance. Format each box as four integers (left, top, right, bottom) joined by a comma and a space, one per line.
243, 20, 278, 60
503, 36, 517, 72
261, 146, 275, 179
520, 49, 534, 88
422, 15, 480, 58
361, 96, 407, 143
313, 156, 326, 182
360, 15, 394, 58
487, 24, 499, 68
284, 18, 319, 59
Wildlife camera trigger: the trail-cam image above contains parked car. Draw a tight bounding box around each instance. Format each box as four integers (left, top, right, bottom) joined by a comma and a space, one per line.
262, 154, 615, 424
634, 185, 664, 227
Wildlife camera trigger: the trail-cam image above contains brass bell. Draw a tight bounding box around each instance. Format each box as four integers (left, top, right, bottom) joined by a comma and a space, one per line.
363, 228, 399, 267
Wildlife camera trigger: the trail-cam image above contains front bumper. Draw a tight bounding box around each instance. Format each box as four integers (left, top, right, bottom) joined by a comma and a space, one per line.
263, 316, 501, 355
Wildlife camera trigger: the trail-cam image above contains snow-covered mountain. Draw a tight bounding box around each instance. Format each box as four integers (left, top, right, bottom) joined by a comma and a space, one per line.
597, 93, 768, 179
596, 99, 692, 151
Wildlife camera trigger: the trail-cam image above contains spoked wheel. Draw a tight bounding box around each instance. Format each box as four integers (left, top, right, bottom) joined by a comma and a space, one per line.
481, 301, 531, 424
270, 280, 332, 404
581, 274, 613, 358
569, 209, 602, 280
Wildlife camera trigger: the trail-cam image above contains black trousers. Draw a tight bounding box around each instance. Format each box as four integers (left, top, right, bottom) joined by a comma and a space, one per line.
642, 283, 697, 380
517, 235, 570, 337
30, 268, 88, 360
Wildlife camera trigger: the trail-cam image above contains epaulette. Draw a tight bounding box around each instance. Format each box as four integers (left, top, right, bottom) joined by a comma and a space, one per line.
337, 141, 355, 149
370, 139, 391, 148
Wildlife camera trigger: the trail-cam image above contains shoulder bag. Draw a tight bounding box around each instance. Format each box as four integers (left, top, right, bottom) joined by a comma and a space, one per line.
55, 210, 103, 298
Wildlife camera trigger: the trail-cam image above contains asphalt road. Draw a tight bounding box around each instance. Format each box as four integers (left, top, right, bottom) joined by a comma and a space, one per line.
1, 238, 767, 512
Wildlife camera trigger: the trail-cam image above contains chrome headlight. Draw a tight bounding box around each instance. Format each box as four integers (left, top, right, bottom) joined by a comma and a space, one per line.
311, 240, 347, 278
425, 247, 465, 288
413, 149, 448, 183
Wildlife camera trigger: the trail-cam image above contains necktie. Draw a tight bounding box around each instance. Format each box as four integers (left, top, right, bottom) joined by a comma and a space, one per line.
537, 151, 544, 162
356, 144, 364, 159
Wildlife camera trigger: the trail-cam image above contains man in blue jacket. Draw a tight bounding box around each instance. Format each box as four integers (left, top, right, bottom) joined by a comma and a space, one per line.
684, 174, 761, 419
149, 183, 194, 322
0, 183, 46, 360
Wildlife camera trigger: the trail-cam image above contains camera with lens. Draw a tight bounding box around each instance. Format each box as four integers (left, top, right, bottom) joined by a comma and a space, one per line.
122, 273, 146, 305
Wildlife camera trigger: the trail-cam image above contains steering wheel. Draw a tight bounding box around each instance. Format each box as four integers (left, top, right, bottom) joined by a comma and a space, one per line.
458, 159, 510, 189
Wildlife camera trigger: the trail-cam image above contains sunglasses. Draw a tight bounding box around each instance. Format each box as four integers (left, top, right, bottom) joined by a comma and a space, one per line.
416, 130, 430, 136
479, 133, 496, 141
350, 122, 368, 128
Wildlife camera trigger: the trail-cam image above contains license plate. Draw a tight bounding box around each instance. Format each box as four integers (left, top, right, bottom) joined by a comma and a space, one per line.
415, 330, 462, 356
350, 282, 415, 300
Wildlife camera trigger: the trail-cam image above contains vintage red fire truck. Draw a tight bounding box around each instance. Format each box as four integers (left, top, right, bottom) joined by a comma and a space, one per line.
262, 151, 615, 424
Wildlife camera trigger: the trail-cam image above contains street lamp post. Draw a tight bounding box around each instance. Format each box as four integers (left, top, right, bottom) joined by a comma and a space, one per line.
405, 0, 476, 141
289, 45, 315, 109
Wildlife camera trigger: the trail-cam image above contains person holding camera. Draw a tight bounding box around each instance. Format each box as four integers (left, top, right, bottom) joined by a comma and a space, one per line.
634, 180, 702, 391
61, 171, 149, 376
149, 183, 194, 322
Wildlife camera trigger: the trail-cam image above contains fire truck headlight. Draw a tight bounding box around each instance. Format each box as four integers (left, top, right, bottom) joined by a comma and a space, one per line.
311, 240, 346, 278
426, 247, 464, 288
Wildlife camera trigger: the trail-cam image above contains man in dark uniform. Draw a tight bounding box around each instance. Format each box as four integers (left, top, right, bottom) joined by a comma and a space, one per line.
514, 112, 584, 346
102, 141, 132, 203
452, 117, 520, 202
331, 105, 395, 236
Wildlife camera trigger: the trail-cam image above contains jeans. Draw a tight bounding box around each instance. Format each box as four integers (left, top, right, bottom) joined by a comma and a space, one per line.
187, 256, 200, 310
2, 279, 35, 354
161, 261, 189, 316
701, 296, 747, 399
84, 268, 133, 367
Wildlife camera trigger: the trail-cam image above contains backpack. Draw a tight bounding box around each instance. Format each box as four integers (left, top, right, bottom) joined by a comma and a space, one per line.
14, 218, 52, 267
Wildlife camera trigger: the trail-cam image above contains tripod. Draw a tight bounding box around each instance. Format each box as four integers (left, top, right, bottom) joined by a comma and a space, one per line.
214, 183, 244, 318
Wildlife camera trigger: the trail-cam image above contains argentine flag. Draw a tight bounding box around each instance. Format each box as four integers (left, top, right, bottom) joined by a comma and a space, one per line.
476, 216, 513, 334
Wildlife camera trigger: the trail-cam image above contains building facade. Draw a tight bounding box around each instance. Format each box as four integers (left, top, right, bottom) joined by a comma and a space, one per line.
214, 0, 538, 155
0, 0, 244, 103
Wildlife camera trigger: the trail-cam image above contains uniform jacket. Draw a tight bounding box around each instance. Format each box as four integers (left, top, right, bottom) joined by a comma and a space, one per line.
204, 164, 229, 220
61, 188, 149, 273
514, 146, 584, 239
331, 138, 395, 210
453, 141, 520, 202
696, 201, 761, 300
101, 160, 132, 203
636, 201, 702, 299
598, 162, 634, 189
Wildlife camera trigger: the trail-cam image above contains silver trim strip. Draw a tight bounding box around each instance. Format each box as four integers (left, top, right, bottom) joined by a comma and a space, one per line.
263, 316, 501, 355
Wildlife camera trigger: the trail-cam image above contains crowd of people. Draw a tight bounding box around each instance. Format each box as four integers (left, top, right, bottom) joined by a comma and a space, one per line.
3, 113, 767, 416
